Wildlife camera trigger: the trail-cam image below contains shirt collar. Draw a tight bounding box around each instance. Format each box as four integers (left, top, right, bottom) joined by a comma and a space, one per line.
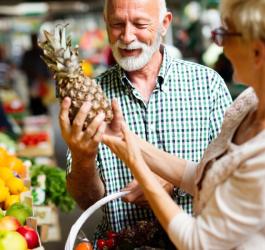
117, 44, 174, 92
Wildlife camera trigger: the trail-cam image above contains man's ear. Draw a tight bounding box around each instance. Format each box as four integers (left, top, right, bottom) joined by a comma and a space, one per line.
161, 12, 173, 36
253, 40, 265, 69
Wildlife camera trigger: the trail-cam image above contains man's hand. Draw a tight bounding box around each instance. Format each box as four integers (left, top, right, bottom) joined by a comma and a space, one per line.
59, 97, 106, 162
122, 176, 174, 207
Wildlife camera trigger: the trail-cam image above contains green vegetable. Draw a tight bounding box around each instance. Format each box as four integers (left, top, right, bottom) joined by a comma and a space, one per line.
30, 165, 75, 212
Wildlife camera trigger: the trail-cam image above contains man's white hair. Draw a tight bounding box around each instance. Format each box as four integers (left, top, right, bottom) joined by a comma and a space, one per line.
104, 0, 168, 23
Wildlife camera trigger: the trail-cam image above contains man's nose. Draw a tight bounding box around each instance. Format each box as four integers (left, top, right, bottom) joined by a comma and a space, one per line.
120, 23, 136, 45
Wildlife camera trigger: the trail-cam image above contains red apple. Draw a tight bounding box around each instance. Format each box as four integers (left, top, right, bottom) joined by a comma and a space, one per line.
17, 226, 39, 249
0, 216, 21, 231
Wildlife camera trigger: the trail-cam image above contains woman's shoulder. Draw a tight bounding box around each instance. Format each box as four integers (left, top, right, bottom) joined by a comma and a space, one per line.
222, 87, 258, 127
238, 129, 265, 169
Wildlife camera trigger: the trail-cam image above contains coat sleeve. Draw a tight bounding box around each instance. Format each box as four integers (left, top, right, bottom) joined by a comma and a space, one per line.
167, 153, 265, 250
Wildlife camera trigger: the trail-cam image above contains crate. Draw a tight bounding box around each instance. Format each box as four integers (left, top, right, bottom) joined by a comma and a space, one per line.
33, 205, 61, 242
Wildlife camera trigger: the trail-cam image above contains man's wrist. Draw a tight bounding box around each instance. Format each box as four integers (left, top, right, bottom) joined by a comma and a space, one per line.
172, 186, 187, 198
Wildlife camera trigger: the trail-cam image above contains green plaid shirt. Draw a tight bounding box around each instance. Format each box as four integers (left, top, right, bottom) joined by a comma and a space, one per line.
67, 46, 232, 234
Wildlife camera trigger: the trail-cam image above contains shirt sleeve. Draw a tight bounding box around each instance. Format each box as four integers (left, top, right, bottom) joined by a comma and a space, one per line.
209, 72, 232, 142
66, 148, 72, 175
179, 160, 197, 196
167, 153, 265, 250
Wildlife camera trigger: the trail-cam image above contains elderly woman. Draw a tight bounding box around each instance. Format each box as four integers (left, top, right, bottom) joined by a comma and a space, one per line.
103, 0, 265, 249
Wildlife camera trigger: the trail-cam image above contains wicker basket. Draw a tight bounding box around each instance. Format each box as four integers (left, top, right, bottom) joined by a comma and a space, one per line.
65, 191, 129, 250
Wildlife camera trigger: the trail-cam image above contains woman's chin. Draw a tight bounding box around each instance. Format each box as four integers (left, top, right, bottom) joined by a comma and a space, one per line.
232, 73, 245, 85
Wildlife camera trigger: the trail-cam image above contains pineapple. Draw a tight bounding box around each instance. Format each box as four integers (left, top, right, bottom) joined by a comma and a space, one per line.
38, 24, 113, 129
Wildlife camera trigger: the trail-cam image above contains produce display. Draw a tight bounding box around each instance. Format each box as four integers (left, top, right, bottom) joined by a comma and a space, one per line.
0, 148, 28, 210
30, 164, 75, 212
0, 91, 27, 124
20, 132, 49, 147
0, 146, 42, 249
0, 212, 40, 249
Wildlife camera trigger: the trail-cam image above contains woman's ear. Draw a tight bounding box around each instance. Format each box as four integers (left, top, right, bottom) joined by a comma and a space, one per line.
161, 12, 173, 36
253, 40, 265, 69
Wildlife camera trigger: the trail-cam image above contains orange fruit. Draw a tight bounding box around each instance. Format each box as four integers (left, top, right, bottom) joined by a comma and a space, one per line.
0, 185, 9, 202
7, 156, 26, 178
75, 241, 93, 250
0, 178, 5, 186
0, 167, 13, 181
5, 177, 25, 195
0, 147, 9, 167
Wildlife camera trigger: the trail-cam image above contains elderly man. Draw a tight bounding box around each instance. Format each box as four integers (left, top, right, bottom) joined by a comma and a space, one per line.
61, 0, 232, 247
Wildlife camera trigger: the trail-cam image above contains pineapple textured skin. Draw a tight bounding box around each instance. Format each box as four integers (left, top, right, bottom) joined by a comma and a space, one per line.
38, 24, 113, 129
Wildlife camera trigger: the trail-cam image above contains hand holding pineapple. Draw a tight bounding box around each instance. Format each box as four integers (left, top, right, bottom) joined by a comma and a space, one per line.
59, 97, 107, 160
59, 98, 124, 160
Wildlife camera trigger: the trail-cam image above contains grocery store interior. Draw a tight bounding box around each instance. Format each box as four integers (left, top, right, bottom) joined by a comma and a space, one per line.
0, 0, 248, 249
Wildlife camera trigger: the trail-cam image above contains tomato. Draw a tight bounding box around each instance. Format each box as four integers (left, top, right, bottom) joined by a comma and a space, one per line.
97, 239, 106, 250
107, 231, 117, 240
74, 241, 93, 250
105, 238, 115, 249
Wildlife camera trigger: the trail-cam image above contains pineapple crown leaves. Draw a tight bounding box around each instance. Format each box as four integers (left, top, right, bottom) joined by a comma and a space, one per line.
38, 24, 82, 78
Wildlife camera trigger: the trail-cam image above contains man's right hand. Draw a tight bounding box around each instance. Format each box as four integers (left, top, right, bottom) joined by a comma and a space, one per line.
59, 97, 107, 162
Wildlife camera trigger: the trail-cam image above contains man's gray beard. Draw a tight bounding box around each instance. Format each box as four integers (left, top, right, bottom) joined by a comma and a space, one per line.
110, 32, 162, 72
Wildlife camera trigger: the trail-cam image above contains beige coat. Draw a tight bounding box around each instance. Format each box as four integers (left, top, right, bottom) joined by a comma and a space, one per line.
168, 87, 265, 250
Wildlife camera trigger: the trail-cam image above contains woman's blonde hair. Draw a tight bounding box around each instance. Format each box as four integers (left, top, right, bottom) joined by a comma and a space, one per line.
220, 0, 265, 41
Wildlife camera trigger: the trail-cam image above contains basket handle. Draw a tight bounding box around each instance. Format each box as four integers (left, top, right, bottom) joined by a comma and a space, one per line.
65, 190, 130, 250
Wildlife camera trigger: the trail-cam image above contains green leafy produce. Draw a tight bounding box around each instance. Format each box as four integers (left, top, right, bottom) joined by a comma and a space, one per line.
0, 132, 17, 152
30, 165, 75, 212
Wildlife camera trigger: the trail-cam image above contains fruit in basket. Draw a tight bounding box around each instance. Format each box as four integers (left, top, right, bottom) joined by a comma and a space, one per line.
97, 239, 107, 250
0, 216, 21, 231
17, 225, 39, 249
0, 230, 27, 250
38, 24, 113, 129
6, 203, 32, 225
75, 241, 93, 250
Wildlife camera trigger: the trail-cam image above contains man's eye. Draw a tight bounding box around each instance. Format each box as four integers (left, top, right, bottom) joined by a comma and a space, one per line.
111, 23, 123, 28
135, 24, 148, 29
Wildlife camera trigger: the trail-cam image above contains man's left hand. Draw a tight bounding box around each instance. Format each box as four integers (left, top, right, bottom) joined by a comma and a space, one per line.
122, 176, 174, 207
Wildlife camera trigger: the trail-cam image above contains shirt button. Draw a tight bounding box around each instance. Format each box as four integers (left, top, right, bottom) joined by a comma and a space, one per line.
149, 123, 156, 131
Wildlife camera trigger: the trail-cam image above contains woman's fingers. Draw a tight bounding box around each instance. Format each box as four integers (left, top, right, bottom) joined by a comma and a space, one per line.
112, 99, 124, 122
91, 121, 107, 144
83, 112, 105, 141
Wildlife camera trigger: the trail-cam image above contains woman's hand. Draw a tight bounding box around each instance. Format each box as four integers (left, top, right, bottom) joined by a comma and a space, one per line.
103, 122, 145, 171
105, 99, 124, 139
